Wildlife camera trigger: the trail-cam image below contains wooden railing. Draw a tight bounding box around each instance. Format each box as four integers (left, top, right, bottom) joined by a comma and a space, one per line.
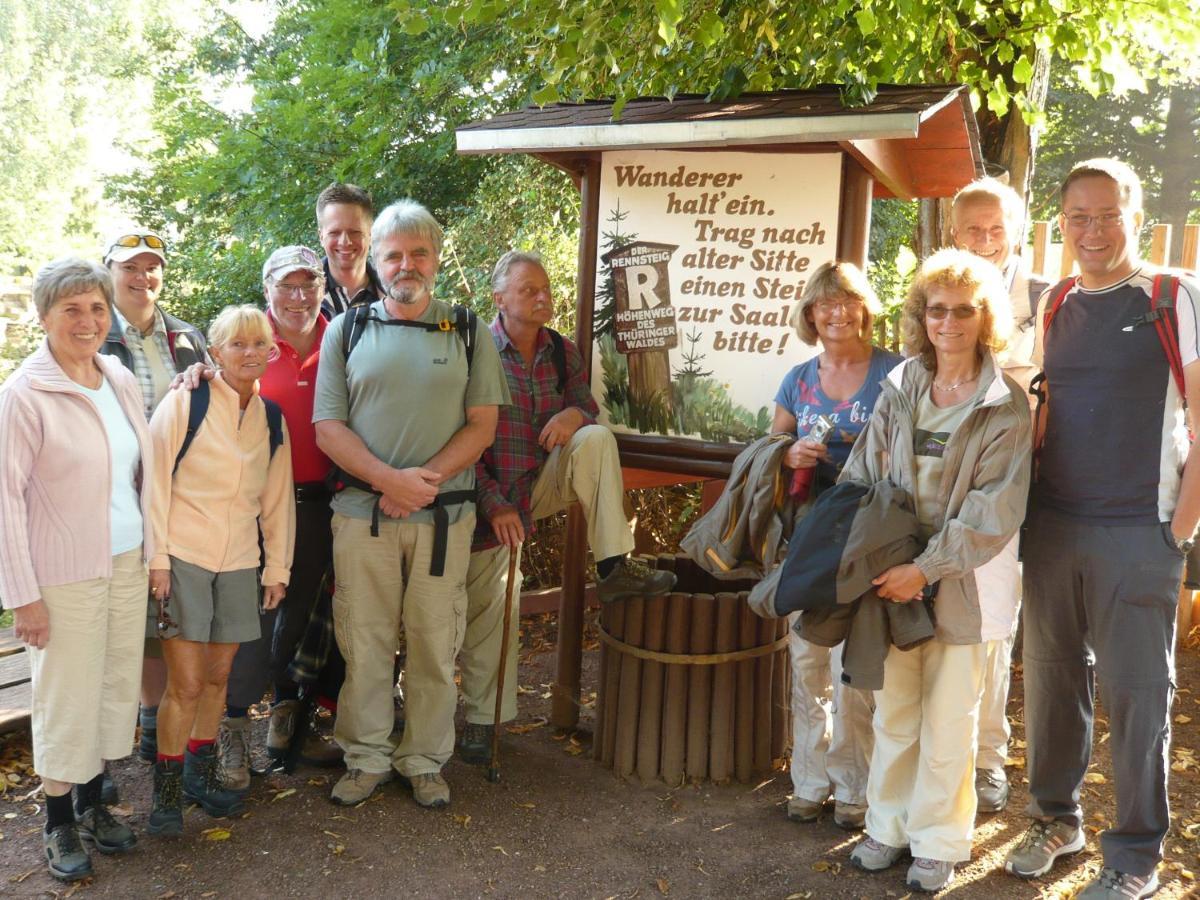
1031, 221, 1199, 276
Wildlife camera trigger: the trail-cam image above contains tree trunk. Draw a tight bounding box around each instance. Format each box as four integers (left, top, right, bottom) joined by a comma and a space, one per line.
1159, 82, 1200, 265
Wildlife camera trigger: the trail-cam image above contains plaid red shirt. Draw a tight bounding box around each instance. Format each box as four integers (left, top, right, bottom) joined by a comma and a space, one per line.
473, 318, 598, 551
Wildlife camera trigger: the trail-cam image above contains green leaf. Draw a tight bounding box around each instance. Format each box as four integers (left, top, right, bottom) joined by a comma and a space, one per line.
855, 8, 877, 36
1012, 54, 1033, 84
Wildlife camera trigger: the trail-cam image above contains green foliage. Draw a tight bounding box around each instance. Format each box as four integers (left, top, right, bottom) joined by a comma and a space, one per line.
433, 0, 1200, 122
868, 198, 919, 315
0, 0, 154, 276
109, 0, 570, 330
0, 323, 41, 382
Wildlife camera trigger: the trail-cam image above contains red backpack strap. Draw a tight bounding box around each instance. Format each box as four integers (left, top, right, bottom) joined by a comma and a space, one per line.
1041, 276, 1079, 334
1149, 273, 1185, 400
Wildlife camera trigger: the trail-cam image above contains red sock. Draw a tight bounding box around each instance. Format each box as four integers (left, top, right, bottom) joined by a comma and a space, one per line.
157, 752, 184, 763
187, 738, 215, 755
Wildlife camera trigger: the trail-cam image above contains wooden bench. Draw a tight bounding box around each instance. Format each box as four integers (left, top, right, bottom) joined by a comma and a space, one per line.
0, 627, 31, 734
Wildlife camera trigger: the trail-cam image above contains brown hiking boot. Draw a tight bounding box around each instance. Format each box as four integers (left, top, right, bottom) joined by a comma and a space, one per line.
597, 558, 676, 602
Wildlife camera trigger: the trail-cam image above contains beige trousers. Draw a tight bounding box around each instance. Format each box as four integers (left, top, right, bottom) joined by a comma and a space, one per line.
29, 547, 147, 784
461, 425, 634, 723
864, 640, 987, 862
788, 624, 874, 806
976, 635, 1014, 772
331, 510, 474, 776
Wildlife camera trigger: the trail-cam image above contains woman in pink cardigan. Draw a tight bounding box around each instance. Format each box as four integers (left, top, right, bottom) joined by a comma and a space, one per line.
146, 304, 294, 835
0, 258, 154, 882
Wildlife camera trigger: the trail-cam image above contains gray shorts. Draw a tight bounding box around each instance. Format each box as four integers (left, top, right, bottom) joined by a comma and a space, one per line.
167, 557, 261, 644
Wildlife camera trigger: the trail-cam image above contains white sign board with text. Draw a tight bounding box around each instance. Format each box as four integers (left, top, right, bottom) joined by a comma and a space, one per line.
592, 150, 841, 443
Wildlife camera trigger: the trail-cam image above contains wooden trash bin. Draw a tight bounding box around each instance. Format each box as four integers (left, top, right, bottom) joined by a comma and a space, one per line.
595, 554, 791, 786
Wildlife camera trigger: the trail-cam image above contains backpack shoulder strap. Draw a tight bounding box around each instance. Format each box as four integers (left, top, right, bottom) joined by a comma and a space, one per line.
547, 327, 568, 393
453, 305, 476, 375
1041, 276, 1079, 334
342, 303, 372, 361
1150, 273, 1186, 399
262, 397, 284, 459
173, 380, 210, 474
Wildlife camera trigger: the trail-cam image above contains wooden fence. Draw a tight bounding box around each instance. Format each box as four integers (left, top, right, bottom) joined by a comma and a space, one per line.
1031, 221, 1199, 276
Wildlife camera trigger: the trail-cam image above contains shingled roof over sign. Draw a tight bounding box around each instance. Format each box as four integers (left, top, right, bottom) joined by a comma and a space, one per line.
456, 84, 983, 199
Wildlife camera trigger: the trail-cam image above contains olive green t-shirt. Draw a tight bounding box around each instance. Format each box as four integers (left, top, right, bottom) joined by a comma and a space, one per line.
913, 388, 975, 540
313, 297, 511, 525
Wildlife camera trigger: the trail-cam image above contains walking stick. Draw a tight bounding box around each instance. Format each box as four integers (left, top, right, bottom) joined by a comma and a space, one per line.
487, 543, 520, 784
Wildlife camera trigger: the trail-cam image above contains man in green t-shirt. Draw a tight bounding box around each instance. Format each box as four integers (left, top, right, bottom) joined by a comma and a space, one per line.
313, 199, 510, 810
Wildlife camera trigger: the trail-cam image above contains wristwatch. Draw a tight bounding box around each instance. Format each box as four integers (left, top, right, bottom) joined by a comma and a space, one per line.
1177, 534, 1196, 555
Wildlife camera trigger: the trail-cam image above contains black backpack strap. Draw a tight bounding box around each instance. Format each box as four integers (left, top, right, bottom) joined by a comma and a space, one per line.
453, 305, 476, 375
262, 397, 284, 459
547, 328, 568, 393
342, 303, 372, 361
425, 489, 476, 577
173, 380, 211, 474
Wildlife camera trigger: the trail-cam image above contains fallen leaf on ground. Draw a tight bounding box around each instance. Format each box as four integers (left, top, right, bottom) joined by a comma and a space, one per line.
507, 719, 548, 735
1084, 772, 1107, 784
656, 877, 670, 895
157, 892, 177, 899
513, 801, 536, 809
711, 823, 732, 832
493, 845, 509, 856
272, 788, 297, 801
454, 814, 472, 827
202, 827, 231, 841
9, 867, 36, 883
1177, 715, 1193, 725
811, 860, 842, 874
784, 892, 812, 899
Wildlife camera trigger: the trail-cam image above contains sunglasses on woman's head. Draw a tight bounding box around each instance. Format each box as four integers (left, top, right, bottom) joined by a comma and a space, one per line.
109, 233, 166, 253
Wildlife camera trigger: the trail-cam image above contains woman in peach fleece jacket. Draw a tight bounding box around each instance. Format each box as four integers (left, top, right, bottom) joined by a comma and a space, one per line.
146, 305, 294, 835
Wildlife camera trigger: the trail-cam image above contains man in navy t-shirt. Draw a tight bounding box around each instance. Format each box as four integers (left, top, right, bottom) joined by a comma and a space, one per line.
1004, 158, 1200, 900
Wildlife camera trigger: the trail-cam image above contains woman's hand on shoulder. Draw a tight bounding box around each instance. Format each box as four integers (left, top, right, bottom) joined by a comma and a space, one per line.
262, 584, 286, 610
783, 438, 829, 470
871, 564, 928, 603
13, 600, 49, 649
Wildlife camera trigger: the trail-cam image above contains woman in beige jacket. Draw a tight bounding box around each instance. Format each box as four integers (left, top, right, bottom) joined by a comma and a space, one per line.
147, 305, 294, 835
842, 250, 1031, 893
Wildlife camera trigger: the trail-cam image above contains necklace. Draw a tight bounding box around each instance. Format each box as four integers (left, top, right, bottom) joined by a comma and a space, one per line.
932, 371, 978, 392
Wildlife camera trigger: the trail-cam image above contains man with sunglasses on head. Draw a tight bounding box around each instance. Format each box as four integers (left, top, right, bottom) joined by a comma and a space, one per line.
1003, 159, 1200, 899
100, 228, 209, 794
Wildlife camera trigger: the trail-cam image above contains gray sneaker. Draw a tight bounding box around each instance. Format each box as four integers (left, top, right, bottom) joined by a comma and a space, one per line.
1004, 819, 1086, 878
1077, 867, 1159, 899
43, 823, 92, 881
850, 836, 907, 872
330, 768, 393, 806
404, 772, 450, 809
907, 858, 955, 893
975, 767, 1009, 813
597, 558, 676, 602
218, 716, 252, 792
833, 801, 867, 830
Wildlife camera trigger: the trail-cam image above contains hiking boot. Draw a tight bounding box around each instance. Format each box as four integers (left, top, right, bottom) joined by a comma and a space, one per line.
330, 768, 393, 806
100, 762, 119, 806
597, 558, 676, 602
148, 759, 184, 835
975, 767, 1009, 813
1004, 819, 1085, 878
43, 822, 92, 881
458, 723, 493, 766
300, 731, 344, 767
218, 716, 251, 792
267, 699, 298, 762
907, 858, 955, 893
404, 772, 450, 809
183, 745, 246, 818
833, 801, 867, 831
786, 795, 825, 823
850, 836, 907, 872
76, 804, 137, 854
138, 706, 158, 762
1077, 867, 1159, 899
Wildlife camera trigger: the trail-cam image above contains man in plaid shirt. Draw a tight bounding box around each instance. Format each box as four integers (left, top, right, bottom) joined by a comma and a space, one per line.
457, 250, 675, 763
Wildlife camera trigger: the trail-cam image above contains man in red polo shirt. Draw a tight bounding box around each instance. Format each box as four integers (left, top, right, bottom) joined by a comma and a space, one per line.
218, 245, 342, 788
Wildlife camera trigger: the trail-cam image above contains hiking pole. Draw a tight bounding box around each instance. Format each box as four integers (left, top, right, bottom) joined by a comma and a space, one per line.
487, 543, 520, 784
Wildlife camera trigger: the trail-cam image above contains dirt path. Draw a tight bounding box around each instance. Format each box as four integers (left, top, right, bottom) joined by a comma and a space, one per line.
1, 612, 1198, 899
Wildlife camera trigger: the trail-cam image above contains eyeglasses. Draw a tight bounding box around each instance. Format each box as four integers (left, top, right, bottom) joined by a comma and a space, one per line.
1062, 212, 1125, 230
925, 304, 980, 320
814, 297, 864, 312
109, 233, 166, 253
272, 282, 322, 297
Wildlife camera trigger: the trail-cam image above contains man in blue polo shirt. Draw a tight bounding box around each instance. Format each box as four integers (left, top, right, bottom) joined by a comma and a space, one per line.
1004, 158, 1200, 899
